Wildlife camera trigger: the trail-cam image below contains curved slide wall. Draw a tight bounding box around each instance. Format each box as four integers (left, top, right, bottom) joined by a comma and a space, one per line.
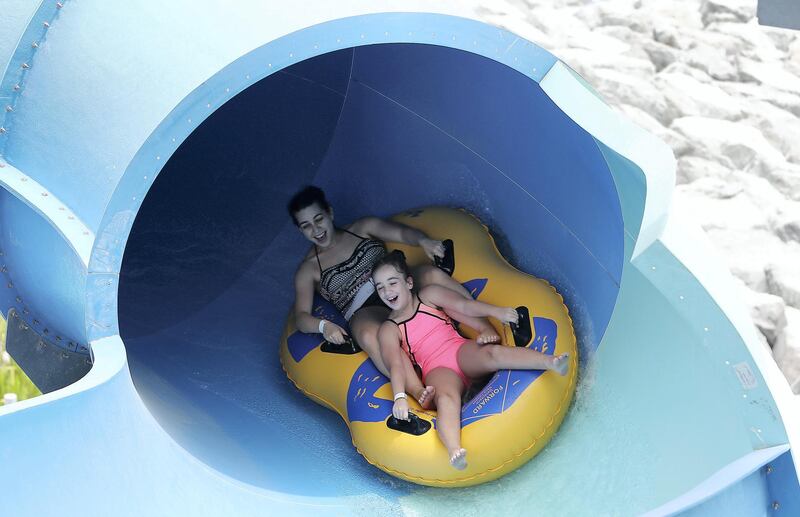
1, 1, 798, 515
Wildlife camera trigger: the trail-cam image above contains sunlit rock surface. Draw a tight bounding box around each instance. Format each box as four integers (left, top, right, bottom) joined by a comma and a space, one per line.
477, 0, 800, 391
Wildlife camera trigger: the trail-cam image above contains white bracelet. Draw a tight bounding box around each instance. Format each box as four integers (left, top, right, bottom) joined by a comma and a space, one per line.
318, 319, 327, 334
394, 393, 407, 401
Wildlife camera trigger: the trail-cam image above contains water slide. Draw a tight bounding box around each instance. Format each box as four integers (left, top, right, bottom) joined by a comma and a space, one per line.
1, 1, 799, 515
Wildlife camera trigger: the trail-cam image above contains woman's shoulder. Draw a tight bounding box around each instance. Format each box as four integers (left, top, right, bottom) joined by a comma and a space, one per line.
348, 216, 383, 236
295, 251, 320, 281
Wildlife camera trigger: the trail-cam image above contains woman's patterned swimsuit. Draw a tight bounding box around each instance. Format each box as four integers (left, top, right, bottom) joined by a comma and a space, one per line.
316, 229, 386, 320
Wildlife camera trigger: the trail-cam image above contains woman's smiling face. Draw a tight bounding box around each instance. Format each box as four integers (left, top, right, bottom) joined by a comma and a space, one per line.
372, 263, 414, 311
294, 202, 335, 248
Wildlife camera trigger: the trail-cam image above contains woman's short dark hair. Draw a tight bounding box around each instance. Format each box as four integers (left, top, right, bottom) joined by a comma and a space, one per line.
372, 250, 413, 283
287, 185, 331, 225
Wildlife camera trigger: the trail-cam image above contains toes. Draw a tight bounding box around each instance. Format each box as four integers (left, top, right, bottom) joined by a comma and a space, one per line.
553, 354, 569, 376
450, 448, 468, 470
418, 386, 436, 409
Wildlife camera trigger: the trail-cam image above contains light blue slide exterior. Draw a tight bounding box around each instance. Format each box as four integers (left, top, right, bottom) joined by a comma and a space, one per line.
1, 1, 799, 515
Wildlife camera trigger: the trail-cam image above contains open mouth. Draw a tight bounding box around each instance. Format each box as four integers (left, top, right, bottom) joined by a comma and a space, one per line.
386, 294, 398, 304
314, 231, 326, 242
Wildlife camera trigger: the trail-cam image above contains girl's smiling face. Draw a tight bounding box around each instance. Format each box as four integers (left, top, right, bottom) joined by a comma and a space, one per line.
294, 202, 335, 248
372, 263, 414, 311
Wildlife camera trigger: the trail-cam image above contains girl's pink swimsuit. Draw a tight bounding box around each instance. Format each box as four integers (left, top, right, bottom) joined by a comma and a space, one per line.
390, 298, 470, 386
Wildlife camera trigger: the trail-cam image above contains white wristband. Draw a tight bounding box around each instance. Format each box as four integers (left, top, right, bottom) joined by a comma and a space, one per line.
394, 393, 407, 401
318, 319, 327, 334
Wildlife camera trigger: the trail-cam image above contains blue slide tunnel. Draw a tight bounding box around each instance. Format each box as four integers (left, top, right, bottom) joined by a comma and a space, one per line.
118, 40, 623, 493
1, 2, 798, 515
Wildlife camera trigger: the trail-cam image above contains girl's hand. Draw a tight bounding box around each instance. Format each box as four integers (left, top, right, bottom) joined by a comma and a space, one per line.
476, 329, 501, 345
495, 307, 519, 325
322, 321, 348, 345
420, 238, 445, 261
393, 397, 410, 421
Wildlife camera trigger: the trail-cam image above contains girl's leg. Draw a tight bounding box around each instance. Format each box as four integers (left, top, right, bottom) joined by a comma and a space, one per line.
456, 340, 569, 379
412, 264, 472, 299
425, 367, 468, 469
350, 308, 428, 401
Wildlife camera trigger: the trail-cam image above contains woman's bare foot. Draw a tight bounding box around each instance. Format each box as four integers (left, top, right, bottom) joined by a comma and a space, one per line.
449, 448, 468, 470
551, 354, 569, 376
417, 385, 436, 409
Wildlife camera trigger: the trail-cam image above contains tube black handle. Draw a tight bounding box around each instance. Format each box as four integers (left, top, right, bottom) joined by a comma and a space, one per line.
320, 336, 362, 355
433, 239, 455, 276
387, 412, 431, 436
511, 306, 532, 347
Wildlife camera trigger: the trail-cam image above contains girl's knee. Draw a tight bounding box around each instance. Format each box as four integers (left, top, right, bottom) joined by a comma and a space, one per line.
435, 389, 460, 406
414, 264, 440, 286
484, 345, 503, 367
355, 327, 377, 349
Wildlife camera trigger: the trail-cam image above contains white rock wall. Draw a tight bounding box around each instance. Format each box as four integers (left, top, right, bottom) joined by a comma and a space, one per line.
477, 0, 800, 392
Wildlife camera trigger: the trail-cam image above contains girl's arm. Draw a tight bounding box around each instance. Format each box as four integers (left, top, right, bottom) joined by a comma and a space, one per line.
421, 285, 518, 325
378, 321, 411, 421
354, 217, 445, 261
444, 309, 495, 336
293, 262, 348, 343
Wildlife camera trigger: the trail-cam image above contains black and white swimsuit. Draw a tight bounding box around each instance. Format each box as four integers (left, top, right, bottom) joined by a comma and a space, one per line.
316, 229, 387, 320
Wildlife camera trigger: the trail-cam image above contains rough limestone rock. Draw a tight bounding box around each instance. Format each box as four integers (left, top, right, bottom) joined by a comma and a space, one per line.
767, 260, 800, 309
702, 228, 787, 291
675, 178, 769, 232
700, 0, 756, 26
741, 99, 800, 164
773, 307, 800, 393
682, 42, 739, 81
720, 82, 800, 118
637, 0, 704, 31
642, 39, 679, 72
589, 68, 679, 123
742, 282, 788, 347
676, 156, 734, 184
790, 38, 800, 64
738, 58, 800, 93
710, 22, 784, 62
555, 48, 655, 79
475, 0, 800, 394
657, 72, 744, 120
595, 0, 652, 33
670, 116, 784, 172
776, 216, 800, 244
653, 22, 691, 50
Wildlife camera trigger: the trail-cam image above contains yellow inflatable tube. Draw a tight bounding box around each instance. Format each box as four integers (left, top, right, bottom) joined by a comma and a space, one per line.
280, 207, 577, 487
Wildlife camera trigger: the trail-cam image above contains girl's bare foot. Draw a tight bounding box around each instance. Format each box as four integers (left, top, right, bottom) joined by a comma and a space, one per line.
449, 448, 468, 470
417, 385, 436, 409
551, 354, 569, 376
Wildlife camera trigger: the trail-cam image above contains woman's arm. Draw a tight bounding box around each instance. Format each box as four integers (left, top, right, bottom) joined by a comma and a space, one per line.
293, 262, 348, 343
355, 217, 444, 260
422, 285, 518, 324
378, 322, 411, 421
